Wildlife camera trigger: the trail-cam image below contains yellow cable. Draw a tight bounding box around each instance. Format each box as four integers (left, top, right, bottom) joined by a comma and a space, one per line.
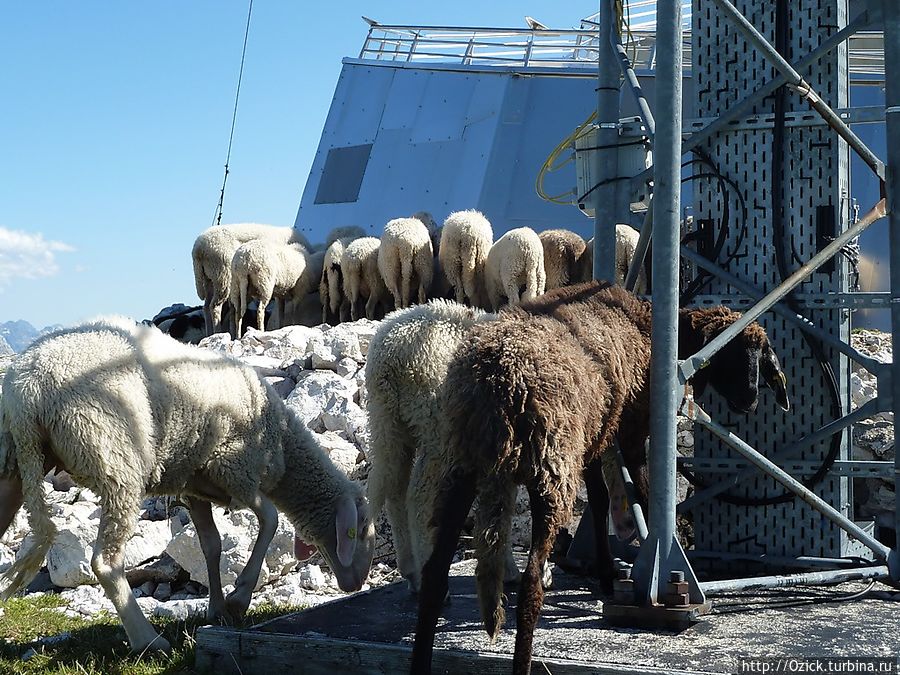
535, 110, 597, 205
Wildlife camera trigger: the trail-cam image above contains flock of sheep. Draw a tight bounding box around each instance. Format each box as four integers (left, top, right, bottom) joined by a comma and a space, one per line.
0, 211, 791, 674
191, 210, 648, 340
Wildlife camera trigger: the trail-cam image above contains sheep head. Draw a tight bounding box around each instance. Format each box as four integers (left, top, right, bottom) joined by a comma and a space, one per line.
312, 492, 376, 592
680, 307, 790, 415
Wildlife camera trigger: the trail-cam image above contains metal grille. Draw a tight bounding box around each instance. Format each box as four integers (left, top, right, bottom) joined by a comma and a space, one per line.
691, 0, 858, 561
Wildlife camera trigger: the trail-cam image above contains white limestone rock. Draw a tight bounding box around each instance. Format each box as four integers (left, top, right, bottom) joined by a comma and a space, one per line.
165, 508, 296, 589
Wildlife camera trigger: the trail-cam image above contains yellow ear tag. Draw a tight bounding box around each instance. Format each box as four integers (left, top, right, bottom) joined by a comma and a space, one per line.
347, 527, 357, 540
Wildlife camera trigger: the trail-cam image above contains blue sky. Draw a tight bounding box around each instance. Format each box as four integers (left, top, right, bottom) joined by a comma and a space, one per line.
0, 2, 589, 328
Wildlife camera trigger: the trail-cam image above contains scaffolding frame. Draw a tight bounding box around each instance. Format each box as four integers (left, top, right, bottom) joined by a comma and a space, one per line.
592, 0, 900, 619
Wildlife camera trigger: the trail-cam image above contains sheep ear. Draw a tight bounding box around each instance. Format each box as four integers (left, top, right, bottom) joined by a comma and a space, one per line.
335, 494, 359, 567
760, 346, 790, 411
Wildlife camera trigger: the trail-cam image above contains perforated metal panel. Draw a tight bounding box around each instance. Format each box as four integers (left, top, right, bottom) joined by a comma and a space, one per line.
691, 0, 857, 560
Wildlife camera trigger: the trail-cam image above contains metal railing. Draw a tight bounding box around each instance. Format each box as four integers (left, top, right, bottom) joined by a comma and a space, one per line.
357, 18, 885, 77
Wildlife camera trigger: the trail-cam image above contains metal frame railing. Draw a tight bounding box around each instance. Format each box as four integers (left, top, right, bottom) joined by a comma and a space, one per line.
356, 17, 885, 77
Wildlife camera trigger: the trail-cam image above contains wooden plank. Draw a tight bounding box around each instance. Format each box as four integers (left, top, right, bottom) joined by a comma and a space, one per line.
194, 627, 719, 675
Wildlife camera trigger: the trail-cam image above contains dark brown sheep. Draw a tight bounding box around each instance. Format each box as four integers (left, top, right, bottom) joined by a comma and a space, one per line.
411, 281, 789, 675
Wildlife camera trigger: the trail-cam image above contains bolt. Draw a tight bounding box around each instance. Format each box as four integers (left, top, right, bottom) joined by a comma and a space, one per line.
617, 568, 632, 581
669, 570, 685, 583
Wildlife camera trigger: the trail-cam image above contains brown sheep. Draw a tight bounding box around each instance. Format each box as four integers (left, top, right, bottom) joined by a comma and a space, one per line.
411, 281, 789, 675
538, 228, 587, 290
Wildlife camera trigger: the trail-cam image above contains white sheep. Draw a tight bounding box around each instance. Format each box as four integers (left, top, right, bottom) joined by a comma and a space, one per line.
191, 223, 305, 336
438, 210, 494, 308
366, 300, 550, 593
341, 237, 389, 321
484, 226, 546, 310
366, 301, 505, 591
378, 218, 434, 311
326, 226, 367, 248
539, 228, 588, 290
320, 238, 352, 325
229, 240, 312, 336
0, 318, 374, 654
580, 223, 648, 293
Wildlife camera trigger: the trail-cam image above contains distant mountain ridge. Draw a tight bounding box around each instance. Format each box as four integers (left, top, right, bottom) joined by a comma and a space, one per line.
0, 320, 63, 353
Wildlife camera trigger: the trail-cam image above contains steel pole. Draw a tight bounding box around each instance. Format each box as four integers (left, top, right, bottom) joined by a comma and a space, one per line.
631, 0, 700, 606
882, 0, 900, 585
701, 565, 890, 595
593, 0, 621, 283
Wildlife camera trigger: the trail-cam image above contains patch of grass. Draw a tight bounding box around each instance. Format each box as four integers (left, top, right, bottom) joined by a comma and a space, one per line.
0, 595, 305, 675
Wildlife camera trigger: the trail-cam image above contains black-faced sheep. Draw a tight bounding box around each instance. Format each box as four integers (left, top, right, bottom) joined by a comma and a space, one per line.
538, 228, 588, 290
484, 227, 546, 310
580, 223, 648, 293
191, 223, 307, 336
229, 240, 312, 336
341, 236, 389, 321
378, 218, 435, 311
438, 210, 494, 308
411, 282, 789, 675
0, 318, 375, 654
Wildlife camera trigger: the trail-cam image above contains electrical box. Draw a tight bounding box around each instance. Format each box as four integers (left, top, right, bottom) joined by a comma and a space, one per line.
574, 117, 653, 217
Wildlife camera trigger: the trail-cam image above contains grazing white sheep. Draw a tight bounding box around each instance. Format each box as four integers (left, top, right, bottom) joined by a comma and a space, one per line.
539, 229, 587, 290
580, 224, 648, 293
378, 218, 434, 311
0, 318, 375, 654
229, 240, 312, 336
326, 226, 367, 248
191, 223, 305, 336
320, 238, 353, 325
438, 210, 494, 308
341, 237, 389, 321
484, 227, 546, 311
366, 301, 500, 592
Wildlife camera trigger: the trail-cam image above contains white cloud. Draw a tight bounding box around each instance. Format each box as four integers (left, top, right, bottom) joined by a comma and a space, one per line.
0, 226, 75, 287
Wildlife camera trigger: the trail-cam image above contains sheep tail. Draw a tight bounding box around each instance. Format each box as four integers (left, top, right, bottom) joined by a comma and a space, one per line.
473, 478, 515, 641
0, 421, 55, 600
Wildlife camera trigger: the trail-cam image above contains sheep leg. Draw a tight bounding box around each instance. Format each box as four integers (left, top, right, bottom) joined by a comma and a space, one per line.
0, 475, 23, 539
256, 295, 269, 332
473, 476, 516, 640
411, 470, 478, 675
400, 257, 413, 309
273, 297, 286, 330
186, 498, 228, 624
505, 278, 521, 307
203, 291, 215, 336
583, 456, 615, 592
225, 491, 278, 619
387, 494, 417, 591
348, 278, 361, 322
92, 505, 170, 654
365, 292, 380, 320
512, 485, 560, 675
